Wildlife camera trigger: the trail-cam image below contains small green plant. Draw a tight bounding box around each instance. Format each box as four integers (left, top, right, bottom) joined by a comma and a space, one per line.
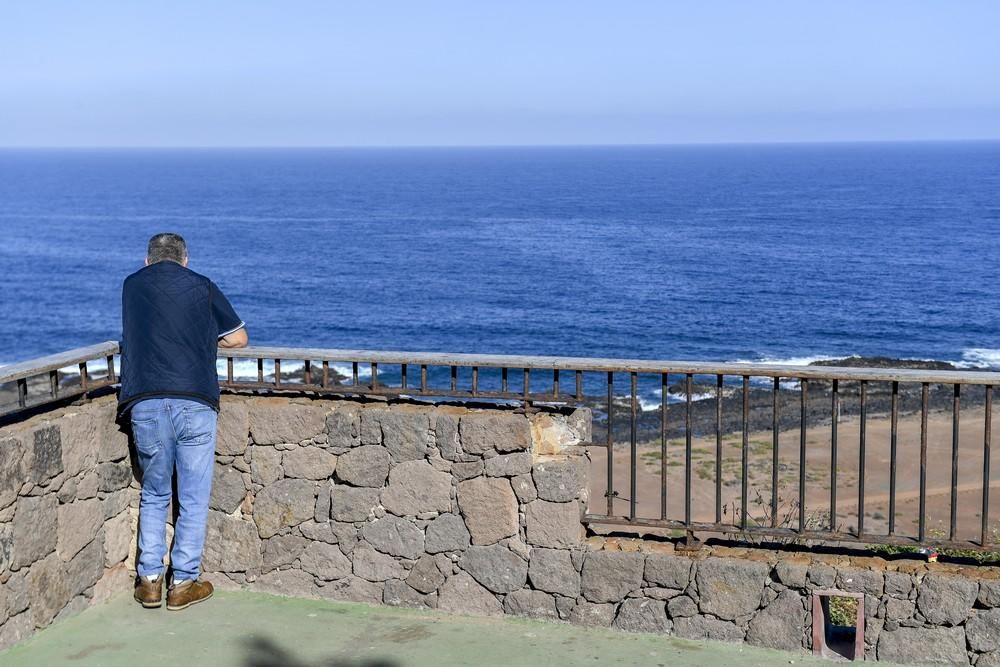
828, 596, 858, 627
867, 527, 1000, 564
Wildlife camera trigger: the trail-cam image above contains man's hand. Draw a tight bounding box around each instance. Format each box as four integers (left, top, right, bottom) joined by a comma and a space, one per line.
219, 327, 248, 349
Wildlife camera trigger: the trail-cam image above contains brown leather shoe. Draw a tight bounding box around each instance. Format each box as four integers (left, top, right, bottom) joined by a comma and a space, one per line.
134, 576, 163, 608
166, 579, 213, 611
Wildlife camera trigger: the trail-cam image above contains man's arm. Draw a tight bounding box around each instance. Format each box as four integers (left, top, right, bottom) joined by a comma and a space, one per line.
219, 327, 248, 349
209, 280, 247, 349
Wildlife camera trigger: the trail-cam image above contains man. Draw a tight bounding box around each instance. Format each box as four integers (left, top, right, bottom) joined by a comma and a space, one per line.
118, 233, 248, 611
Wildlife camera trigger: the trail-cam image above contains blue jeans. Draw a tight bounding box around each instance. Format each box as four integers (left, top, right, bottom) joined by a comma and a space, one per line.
130, 398, 217, 581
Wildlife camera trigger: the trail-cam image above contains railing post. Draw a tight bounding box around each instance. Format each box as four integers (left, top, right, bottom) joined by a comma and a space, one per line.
984, 385, 993, 546
889, 380, 899, 536
662, 372, 669, 522
606, 371, 615, 516
799, 378, 808, 533
16, 378, 27, 409
741, 375, 749, 531
858, 380, 866, 536
684, 373, 693, 530
629, 372, 638, 521
771, 377, 780, 528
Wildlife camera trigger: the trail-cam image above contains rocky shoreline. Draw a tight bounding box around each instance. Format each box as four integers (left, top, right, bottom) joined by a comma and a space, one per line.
591, 356, 996, 445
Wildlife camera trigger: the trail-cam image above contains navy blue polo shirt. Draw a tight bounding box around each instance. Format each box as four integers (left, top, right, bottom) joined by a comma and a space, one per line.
118, 260, 244, 414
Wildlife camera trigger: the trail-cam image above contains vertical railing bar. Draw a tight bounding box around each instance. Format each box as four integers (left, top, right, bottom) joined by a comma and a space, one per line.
49, 370, 59, 399
741, 375, 749, 530
257, 358, 263, 383
919, 383, 929, 542
401, 363, 407, 390
771, 377, 780, 528
831, 379, 839, 532
321, 361, 329, 389
79, 361, 89, 391
420, 365, 428, 393
858, 380, 867, 536
274, 359, 281, 388
607, 371, 615, 516
630, 371, 638, 521
371, 362, 378, 390
17, 378, 27, 409
889, 381, 899, 535
451, 366, 457, 392
685, 373, 693, 528
106, 354, 116, 382
553, 369, 560, 399
715, 374, 723, 525
950, 384, 960, 541
472, 366, 479, 396
502, 367, 508, 393
983, 385, 992, 547
304, 360, 312, 386
352, 362, 359, 386
227, 357, 234, 384
662, 372, 669, 521
799, 378, 808, 533
523, 368, 531, 409
576, 370, 583, 400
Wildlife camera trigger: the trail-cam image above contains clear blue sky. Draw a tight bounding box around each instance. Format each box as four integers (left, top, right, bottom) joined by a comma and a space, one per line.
1, 1, 998, 146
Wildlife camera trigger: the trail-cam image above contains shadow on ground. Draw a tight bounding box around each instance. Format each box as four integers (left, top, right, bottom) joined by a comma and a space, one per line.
243, 637, 399, 667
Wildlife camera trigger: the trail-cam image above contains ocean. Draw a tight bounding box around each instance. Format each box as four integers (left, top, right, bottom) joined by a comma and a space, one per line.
2, 142, 999, 386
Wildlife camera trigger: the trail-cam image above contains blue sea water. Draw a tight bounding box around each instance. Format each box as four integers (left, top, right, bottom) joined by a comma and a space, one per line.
1, 142, 999, 378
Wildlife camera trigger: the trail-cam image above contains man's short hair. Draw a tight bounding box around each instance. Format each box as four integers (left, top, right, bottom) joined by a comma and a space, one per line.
147, 233, 188, 264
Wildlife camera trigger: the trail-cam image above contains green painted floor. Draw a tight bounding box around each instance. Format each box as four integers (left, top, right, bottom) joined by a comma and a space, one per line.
1, 591, 890, 667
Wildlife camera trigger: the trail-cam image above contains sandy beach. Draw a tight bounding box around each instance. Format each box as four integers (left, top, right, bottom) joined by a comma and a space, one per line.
587, 405, 1000, 546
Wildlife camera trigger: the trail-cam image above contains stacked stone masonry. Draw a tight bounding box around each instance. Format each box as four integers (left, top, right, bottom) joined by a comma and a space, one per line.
200, 396, 593, 622
0, 397, 135, 650
3, 393, 1000, 665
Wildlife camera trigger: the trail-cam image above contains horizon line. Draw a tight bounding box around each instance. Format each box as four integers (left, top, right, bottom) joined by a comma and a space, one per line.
2, 137, 999, 151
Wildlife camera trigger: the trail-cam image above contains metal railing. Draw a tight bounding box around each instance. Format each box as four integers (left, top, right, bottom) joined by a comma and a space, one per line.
4, 342, 1000, 552
0, 341, 119, 417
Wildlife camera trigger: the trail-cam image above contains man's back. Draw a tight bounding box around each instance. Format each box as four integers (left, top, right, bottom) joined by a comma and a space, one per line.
119, 260, 243, 413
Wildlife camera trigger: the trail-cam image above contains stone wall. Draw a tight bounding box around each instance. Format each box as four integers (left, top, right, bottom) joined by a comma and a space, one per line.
574, 539, 1000, 665
200, 396, 593, 621
4, 392, 1000, 666
0, 396, 135, 650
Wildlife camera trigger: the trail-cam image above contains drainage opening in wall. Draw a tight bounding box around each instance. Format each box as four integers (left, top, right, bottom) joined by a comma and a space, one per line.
812, 590, 865, 661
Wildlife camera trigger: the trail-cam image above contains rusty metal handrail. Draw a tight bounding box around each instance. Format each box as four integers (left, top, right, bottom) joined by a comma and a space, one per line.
218, 345, 1000, 385
0, 341, 120, 416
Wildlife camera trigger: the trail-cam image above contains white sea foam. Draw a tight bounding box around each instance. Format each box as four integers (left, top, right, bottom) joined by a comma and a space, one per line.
666, 391, 715, 404
729, 354, 847, 367
637, 395, 660, 411
218, 358, 306, 380
637, 389, 714, 411
57, 357, 121, 377
957, 348, 1000, 370
217, 359, 376, 381
330, 363, 373, 380
729, 354, 849, 390
46, 355, 376, 383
